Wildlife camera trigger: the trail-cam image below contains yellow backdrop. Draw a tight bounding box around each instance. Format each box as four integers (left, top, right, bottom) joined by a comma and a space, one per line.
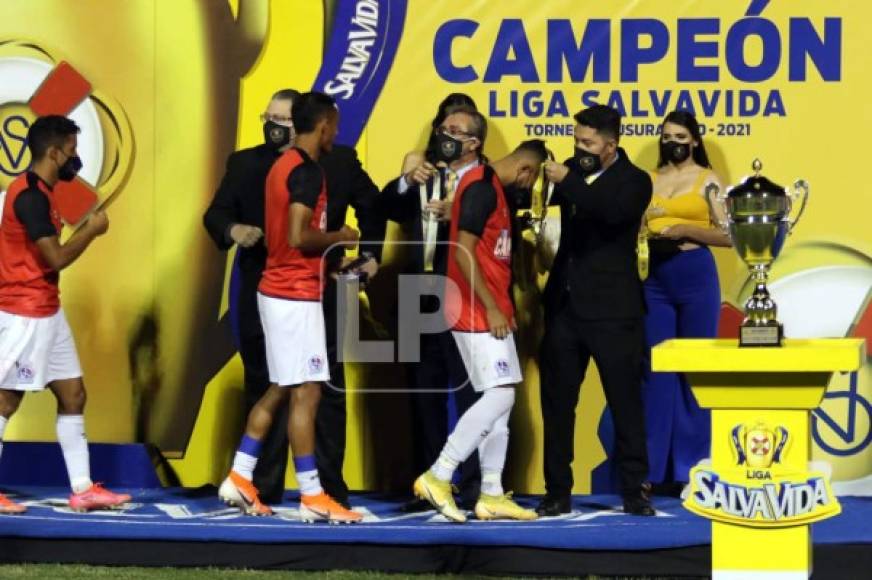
0, 0, 868, 495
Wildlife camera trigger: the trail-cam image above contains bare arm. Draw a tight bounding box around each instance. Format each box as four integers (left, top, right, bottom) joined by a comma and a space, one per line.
288, 202, 357, 253
35, 212, 108, 271
667, 223, 732, 247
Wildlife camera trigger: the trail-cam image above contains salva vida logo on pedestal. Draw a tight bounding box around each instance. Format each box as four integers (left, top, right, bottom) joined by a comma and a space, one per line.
684, 421, 841, 527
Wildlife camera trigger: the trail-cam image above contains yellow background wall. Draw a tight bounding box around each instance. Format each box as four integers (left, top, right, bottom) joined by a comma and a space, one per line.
1, 1, 868, 494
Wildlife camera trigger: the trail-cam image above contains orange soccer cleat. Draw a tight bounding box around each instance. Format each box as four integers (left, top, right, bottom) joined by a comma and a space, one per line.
300, 491, 363, 524
218, 470, 273, 516
0, 492, 26, 514
69, 483, 131, 512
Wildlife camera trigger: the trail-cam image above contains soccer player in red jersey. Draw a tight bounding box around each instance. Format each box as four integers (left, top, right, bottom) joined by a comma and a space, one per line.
219, 92, 362, 523
0, 115, 130, 514
414, 135, 549, 522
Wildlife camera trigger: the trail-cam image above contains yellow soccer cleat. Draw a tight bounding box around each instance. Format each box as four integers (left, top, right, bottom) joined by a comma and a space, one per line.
475, 492, 538, 521
413, 471, 466, 523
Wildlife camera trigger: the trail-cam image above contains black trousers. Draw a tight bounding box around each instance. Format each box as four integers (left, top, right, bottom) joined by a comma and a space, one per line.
316, 280, 349, 502
237, 275, 347, 504
409, 328, 481, 503
539, 300, 649, 497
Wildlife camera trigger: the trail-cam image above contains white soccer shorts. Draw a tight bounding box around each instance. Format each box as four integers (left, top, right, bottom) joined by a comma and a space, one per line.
451, 330, 523, 392
257, 293, 330, 386
0, 308, 82, 391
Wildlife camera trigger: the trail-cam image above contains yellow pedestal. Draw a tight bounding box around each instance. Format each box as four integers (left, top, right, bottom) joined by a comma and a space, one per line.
652, 338, 865, 580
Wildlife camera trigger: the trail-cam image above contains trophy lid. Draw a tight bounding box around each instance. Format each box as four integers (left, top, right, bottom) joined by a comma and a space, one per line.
728, 159, 786, 197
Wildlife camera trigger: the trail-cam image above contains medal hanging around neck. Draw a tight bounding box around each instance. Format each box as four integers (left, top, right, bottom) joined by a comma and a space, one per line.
420, 170, 443, 272
532, 148, 560, 273
531, 149, 556, 236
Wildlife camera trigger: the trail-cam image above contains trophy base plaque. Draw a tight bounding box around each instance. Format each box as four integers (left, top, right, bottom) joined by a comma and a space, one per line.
739, 323, 783, 347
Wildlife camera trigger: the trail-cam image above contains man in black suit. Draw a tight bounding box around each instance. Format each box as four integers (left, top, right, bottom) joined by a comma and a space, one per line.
379, 106, 486, 509
536, 105, 654, 516
203, 89, 385, 507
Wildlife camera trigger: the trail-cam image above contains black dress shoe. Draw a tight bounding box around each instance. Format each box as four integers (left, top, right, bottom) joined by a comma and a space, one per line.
623, 482, 655, 516
535, 495, 571, 516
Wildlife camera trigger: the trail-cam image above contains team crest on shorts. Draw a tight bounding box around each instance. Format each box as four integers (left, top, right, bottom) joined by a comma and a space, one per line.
308, 355, 325, 375
495, 359, 510, 378
15, 362, 34, 384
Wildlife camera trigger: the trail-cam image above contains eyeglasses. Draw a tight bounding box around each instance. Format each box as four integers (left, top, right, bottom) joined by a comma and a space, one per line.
260, 113, 293, 124
436, 126, 476, 139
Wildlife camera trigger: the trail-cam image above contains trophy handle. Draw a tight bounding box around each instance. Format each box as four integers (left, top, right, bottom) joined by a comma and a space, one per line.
705, 181, 730, 232
788, 179, 809, 235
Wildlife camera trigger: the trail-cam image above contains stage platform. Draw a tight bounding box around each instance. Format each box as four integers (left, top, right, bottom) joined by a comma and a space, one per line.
0, 487, 871, 577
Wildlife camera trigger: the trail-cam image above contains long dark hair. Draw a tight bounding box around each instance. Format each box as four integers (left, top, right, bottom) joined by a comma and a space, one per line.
430, 93, 477, 129
657, 110, 711, 168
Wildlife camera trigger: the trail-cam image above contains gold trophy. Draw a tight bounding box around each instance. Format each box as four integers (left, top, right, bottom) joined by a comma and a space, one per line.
707, 160, 809, 346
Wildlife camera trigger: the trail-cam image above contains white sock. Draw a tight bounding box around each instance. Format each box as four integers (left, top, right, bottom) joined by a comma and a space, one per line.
430, 387, 516, 482
231, 435, 262, 480
296, 469, 323, 496
479, 408, 511, 496
0, 415, 7, 463
293, 456, 323, 497
56, 415, 92, 493
231, 451, 258, 481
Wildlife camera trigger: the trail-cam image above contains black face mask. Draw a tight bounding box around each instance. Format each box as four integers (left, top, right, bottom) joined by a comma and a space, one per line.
573, 147, 602, 176
57, 154, 83, 182
661, 140, 691, 164
263, 121, 293, 150
433, 132, 464, 164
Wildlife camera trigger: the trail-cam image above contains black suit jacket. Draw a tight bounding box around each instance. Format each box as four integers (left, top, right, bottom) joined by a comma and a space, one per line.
203, 143, 386, 281
543, 148, 652, 320
380, 173, 451, 275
